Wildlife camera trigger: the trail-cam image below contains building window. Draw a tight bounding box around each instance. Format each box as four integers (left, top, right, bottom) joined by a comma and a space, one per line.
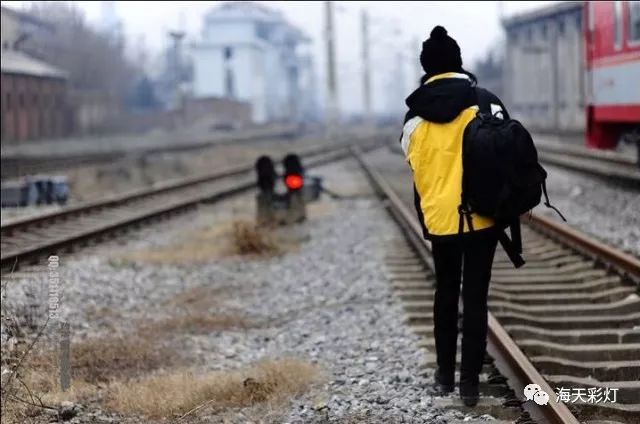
18, 93, 24, 108
256, 22, 269, 40
225, 68, 235, 98
630, 1, 640, 42
224, 46, 233, 60
33, 94, 38, 107
541, 23, 548, 40
557, 19, 565, 36
6, 93, 12, 111
614, 1, 623, 49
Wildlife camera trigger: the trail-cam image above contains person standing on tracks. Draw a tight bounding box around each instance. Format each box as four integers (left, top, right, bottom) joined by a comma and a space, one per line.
400, 26, 509, 407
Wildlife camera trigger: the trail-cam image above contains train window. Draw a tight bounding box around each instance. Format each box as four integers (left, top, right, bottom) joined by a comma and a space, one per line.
630, 1, 640, 43
614, 1, 623, 50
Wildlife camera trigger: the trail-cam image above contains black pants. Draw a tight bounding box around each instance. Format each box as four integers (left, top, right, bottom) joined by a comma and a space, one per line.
431, 231, 498, 384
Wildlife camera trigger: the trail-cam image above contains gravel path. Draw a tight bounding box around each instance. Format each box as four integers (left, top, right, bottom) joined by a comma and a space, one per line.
1, 158, 491, 423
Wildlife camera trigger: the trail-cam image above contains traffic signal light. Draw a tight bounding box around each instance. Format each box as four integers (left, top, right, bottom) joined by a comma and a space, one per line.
283, 154, 304, 191
255, 155, 277, 194
282, 153, 306, 222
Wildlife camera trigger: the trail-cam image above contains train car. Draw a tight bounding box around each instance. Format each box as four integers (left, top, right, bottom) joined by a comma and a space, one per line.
584, 1, 640, 150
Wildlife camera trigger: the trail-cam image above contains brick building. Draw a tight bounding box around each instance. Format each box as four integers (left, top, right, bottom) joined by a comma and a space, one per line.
1, 49, 70, 142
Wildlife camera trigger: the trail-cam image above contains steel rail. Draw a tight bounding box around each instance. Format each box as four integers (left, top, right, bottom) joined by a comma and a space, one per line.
352, 147, 580, 424
1, 143, 384, 271
1, 139, 368, 235
526, 213, 640, 285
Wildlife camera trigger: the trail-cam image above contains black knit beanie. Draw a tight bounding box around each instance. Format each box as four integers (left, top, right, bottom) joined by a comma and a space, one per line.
420, 26, 463, 77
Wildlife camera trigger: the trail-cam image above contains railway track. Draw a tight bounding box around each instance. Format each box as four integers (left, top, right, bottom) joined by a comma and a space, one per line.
0, 140, 383, 272
0, 126, 301, 180
387, 141, 640, 187
535, 143, 640, 186
353, 148, 639, 424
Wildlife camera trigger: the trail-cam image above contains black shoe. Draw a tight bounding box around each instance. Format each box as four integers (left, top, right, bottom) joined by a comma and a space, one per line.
433, 368, 454, 395
460, 378, 479, 407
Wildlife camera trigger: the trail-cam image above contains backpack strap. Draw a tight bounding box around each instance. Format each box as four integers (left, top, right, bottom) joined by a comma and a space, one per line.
510, 217, 523, 254
474, 87, 492, 115
497, 229, 526, 268
542, 180, 567, 221
457, 204, 474, 236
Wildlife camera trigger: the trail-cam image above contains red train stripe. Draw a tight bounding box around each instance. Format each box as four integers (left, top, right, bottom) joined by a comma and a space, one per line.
590, 51, 640, 68
592, 105, 640, 123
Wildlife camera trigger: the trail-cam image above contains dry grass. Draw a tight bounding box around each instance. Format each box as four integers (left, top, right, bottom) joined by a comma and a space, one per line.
156, 284, 255, 334
106, 358, 323, 419
69, 335, 174, 384
120, 223, 232, 264
165, 285, 233, 311
118, 219, 284, 265
23, 333, 175, 387
1, 306, 253, 422
2, 342, 99, 424
231, 220, 278, 255
141, 313, 251, 336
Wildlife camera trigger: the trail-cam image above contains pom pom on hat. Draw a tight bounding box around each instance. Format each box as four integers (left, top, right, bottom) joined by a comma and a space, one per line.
420, 25, 463, 76
430, 25, 448, 39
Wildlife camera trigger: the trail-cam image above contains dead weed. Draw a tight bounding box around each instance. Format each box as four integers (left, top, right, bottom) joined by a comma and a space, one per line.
106, 357, 323, 419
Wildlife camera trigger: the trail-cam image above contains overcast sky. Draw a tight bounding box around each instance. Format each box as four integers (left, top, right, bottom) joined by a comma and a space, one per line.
3, 1, 558, 115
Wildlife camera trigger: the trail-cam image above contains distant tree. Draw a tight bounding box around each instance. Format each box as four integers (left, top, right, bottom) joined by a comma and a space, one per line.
22, 2, 140, 104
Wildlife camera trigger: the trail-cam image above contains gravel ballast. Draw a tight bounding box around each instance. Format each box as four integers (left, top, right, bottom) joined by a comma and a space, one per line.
539, 163, 640, 256
1, 159, 492, 423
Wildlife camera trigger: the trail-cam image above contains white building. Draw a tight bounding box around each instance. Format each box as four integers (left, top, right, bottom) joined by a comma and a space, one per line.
191, 2, 317, 124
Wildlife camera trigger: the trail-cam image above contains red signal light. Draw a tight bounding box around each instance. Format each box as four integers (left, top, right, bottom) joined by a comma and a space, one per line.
285, 174, 303, 190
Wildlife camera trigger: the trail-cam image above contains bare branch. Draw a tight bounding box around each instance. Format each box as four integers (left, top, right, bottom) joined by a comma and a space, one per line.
1, 318, 50, 409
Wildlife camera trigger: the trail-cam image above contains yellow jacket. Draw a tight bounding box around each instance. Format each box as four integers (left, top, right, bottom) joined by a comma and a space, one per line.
401, 72, 507, 240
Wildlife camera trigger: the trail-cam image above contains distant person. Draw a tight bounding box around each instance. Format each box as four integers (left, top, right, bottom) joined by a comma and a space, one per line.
400, 26, 510, 407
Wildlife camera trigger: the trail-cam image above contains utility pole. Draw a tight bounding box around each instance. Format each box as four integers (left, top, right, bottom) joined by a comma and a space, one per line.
396, 50, 405, 108
325, 1, 338, 140
361, 9, 372, 126
413, 36, 422, 87
169, 30, 185, 128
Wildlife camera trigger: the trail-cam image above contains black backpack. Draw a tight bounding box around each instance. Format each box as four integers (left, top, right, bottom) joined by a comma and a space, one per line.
459, 88, 566, 268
